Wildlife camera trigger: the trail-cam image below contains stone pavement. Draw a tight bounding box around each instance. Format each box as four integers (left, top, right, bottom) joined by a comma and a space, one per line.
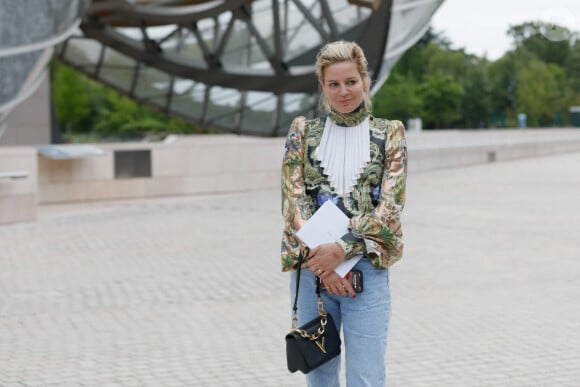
1, 151, 580, 386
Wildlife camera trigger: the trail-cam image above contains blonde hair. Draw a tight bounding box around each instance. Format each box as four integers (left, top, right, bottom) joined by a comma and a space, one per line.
315, 41, 372, 113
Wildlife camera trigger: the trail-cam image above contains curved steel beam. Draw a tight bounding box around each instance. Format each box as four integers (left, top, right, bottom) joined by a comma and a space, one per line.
88, 0, 247, 26
358, 0, 392, 85
80, 22, 318, 94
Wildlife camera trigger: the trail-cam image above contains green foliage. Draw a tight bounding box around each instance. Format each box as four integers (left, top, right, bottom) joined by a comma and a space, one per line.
488, 51, 518, 116
462, 56, 492, 128
373, 73, 422, 122
373, 22, 580, 129
50, 61, 210, 142
418, 74, 465, 128
565, 42, 580, 94
51, 63, 92, 133
516, 60, 566, 126
424, 43, 466, 79
508, 22, 572, 66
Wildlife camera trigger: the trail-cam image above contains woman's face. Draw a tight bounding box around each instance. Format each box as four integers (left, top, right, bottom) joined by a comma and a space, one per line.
321, 61, 368, 113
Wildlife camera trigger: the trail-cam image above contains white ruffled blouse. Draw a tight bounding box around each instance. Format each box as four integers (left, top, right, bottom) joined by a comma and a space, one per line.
315, 116, 371, 196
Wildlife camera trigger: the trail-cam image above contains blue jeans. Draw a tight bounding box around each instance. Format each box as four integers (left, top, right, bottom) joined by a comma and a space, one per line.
290, 258, 391, 387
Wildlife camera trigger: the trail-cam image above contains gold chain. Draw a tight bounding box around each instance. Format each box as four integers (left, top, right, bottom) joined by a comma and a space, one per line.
291, 316, 328, 341
291, 297, 329, 341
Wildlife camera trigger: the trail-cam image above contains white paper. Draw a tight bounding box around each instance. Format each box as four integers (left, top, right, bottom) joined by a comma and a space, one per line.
296, 200, 361, 277
334, 255, 362, 278
296, 200, 348, 247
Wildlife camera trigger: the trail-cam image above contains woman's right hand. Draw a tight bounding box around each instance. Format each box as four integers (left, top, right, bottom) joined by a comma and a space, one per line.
321, 272, 356, 298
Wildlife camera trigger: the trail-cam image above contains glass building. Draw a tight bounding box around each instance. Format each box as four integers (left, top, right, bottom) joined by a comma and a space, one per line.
0, 0, 90, 140
1, 0, 444, 139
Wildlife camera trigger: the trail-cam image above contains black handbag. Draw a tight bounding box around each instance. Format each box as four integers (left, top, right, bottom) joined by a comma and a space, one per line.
285, 257, 341, 374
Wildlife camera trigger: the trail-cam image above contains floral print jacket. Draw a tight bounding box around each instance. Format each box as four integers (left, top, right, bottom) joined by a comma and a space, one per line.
280, 113, 407, 271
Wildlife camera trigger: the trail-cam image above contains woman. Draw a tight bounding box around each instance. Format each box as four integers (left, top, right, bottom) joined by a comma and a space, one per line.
281, 41, 407, 386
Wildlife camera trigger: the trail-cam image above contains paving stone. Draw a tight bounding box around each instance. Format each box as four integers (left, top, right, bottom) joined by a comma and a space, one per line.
1, 151, 579, 386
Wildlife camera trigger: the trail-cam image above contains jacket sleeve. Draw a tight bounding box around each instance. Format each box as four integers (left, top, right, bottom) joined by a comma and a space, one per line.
338, 120, 408, 268
281, 117, 314, 269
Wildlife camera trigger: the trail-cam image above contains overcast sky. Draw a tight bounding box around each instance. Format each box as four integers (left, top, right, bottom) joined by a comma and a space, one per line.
430, 0, 580, 60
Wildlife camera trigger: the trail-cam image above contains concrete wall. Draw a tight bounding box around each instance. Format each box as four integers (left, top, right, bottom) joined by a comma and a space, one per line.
38, 135, 285, 204
2, 128, 580, 223
406, 129, 580, 172
1, 77, 51, 146
0, 147, 37, 224
35, 128, 580, 204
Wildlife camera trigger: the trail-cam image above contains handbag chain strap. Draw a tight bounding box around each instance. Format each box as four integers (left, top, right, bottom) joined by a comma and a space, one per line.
291, 255, 329, 340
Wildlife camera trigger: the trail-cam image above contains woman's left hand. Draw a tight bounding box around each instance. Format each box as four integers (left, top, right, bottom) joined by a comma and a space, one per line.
305, 243, 345, 277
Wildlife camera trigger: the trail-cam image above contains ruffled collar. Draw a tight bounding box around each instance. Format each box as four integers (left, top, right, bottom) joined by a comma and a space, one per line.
316, 105, 371, 196
328, 103, 369, 127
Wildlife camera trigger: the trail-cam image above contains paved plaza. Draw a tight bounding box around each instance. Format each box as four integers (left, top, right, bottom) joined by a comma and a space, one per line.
1, 150, 579, 386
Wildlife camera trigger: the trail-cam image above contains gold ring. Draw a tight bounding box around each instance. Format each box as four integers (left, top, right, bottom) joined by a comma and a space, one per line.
317, 269, 323, 274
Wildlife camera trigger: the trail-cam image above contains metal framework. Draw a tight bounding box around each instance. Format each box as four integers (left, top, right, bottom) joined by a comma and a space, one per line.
54, 0, 443, 136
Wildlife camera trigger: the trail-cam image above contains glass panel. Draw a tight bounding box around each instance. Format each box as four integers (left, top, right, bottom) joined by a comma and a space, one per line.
283, 1, 324, 61
147, 91, 169, 110
206, 86, 241, 129
157, 27, 186, 54
133, 65, 171, 100
246, 91, 277, 111
327, 0, 372, 34
241, 110, 275, 134
379, 1, 442, 91
144, 25, 177, 41
219, 10, 274, 69
61, 37, 103, 73
50, 0, 86, 34
240, 91, 276, 133
116, 27, 144, 41
278, 92, 317, 134
170, 80, 206, 120
99, 48, 137, 92
197, 17, 217, 42
246, 41, 270, 69
248, 0, 275, 54
221, 19, 251, 66
0, 0, 88, 49
178, 28, 207, 62
389, 1, 440, 50
0, 52, 42, 103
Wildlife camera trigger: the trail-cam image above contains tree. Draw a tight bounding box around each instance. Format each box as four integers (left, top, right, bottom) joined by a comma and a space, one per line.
418, 74, 464, 129
565, 42, 580, 95
51, 63, 93, 134
94, 89, 140, 135
516, 59, 566, 126
392, 28, 454, 82
415, 26, 453, 49
507, 21, 572, 66
488, 52, 517, 126
462, 56, 492, 128
424, 44, 467, 80
372, 73, 422, 123
374, 21, 580, 129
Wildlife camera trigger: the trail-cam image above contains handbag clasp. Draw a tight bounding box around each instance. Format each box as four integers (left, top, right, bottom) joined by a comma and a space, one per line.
317, 297, 327, 316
